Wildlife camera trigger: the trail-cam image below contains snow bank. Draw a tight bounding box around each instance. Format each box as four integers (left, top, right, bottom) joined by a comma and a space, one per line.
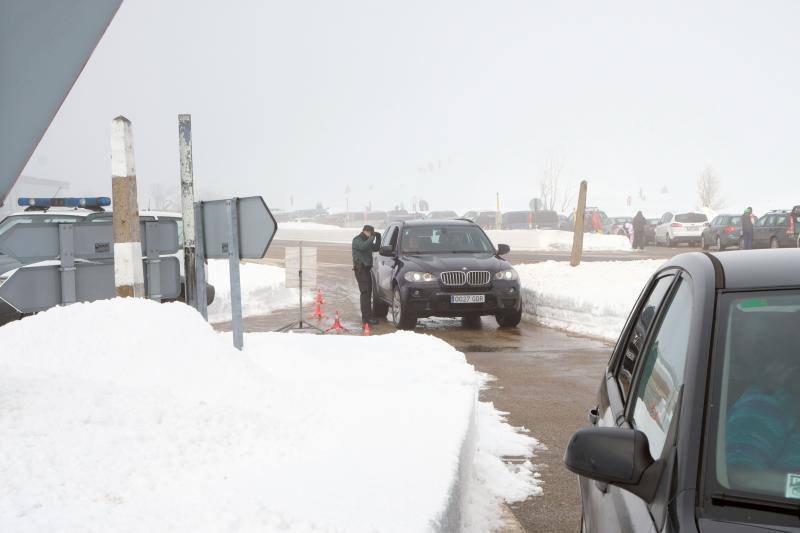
518, 260, 662, 341
0, 299, 540, 532
486, 229, 632, 252
276, 223, 632, 252
206, 259, 303, 323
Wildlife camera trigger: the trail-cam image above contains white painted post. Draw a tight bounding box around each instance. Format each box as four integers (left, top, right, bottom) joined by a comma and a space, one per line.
110, 116, 145, 297
178, 114, 197, 307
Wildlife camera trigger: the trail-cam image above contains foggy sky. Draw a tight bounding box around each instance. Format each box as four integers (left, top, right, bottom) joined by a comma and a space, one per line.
19, 0, 800, 216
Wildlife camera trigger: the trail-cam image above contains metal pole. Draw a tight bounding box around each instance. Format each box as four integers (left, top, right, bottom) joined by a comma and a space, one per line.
110, 115, 145, 297
298, 241, 303, 328
570, 181, 588, 267
194, 201, 208, 320
58, 223, 76, 305
227, 198, 244, 349
178, 114, 197, 308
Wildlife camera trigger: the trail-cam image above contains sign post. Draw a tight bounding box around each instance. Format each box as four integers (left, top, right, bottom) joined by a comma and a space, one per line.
178, 114, 197, 307
193, 196, 277, 349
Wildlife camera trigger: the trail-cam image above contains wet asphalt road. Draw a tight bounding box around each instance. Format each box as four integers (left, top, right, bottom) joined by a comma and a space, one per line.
216, 244, 617, 532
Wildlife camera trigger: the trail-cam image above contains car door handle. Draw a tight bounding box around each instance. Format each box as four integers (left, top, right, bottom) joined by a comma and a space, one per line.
588, 405, 599, 425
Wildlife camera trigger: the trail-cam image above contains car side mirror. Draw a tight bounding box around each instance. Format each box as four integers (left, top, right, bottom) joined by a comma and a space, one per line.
378, 245, 395, 257
496, 243, 510, 255
564, 427, 659, 502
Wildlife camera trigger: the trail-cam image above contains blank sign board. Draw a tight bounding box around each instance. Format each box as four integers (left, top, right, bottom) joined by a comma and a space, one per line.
199, 197, 277, 259
285, 247, 317, 288
0, 257, 181, 313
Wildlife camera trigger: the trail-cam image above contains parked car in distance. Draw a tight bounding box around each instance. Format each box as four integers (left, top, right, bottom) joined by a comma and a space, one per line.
425, 210, 459, 220
654, 211, 708, 247
565, 249, 800, 532
530, 209, 560, 230
603, 216, 633, 236
462, 210, 499, 229
566, 208, 608, 232
753, 209, 798, 249
502, 209, 559, 230
387, 209, 412, 222
701, 214, 742, 251
644, 218, 659, 244
558, 214, 571, 231
370, 219, 521, 330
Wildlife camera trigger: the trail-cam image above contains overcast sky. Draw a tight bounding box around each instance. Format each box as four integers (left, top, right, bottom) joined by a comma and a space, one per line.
18, 0, 800, 215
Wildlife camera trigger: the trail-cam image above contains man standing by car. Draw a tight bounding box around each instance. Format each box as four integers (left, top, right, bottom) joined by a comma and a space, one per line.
742, 207, 754, 250
352, 225, 381, 327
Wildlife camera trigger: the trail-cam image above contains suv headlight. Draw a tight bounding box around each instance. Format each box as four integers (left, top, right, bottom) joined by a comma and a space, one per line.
404, 271, 436, 283
494, 269, 518, 281
0, 272, 11, 287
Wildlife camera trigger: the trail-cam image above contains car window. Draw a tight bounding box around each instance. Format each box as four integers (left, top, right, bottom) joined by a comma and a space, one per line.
402, 225, 493, 254
775, 215, 787, 226
616, 274, 675, 400
729, 216, 741, 226
710, 216, 720, 226
387, 226, 399, 250
675, 212, 707, 223
631, 278, 692, 459
756, 216, 769, 227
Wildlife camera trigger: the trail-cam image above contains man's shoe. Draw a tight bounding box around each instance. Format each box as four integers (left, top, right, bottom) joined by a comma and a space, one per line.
367, 318, 379, 325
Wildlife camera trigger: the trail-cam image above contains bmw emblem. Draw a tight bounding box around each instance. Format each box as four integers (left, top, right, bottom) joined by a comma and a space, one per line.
462, 267, 467, 270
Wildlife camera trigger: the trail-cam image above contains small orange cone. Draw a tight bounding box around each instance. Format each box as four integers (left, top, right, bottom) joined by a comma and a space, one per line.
363, 322, 371, 336
317, 289, 325, 305
309, 297, 325, 320
324, 310, 349, 334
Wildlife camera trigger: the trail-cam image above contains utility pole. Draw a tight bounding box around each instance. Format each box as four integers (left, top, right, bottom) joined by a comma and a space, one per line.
110, 115, 145, 297
495, 192, 502, 229
178, 114, 197, 308
570, 180, 588, 267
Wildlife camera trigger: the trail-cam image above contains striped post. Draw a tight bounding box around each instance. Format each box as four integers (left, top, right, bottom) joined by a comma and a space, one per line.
110, 115, 145, 297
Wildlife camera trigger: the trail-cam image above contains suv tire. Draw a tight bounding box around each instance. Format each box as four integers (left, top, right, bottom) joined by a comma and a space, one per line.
495, 308, 522, 328
716, 235, 725, 251
391, 287, 417, 330
372, 285, 389, 319
666, 233, 673, 247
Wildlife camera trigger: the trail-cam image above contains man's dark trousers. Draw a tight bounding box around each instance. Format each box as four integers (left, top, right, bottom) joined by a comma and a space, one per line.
354, 263, 372, 324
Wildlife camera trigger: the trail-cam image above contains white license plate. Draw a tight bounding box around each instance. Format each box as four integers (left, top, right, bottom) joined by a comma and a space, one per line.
451, 294, 485, 304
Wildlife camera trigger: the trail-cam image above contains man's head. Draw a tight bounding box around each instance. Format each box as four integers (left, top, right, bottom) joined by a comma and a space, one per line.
362, 224, 375, 237
745, 207, 753, 215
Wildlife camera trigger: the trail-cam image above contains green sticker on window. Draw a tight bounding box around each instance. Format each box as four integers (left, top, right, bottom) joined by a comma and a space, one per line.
786, 473, 800, 499
738, 298, 769, 309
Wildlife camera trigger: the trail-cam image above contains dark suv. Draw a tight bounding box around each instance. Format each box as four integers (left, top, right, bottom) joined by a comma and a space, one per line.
753, 210, 799, 249
371, 219, 521, 329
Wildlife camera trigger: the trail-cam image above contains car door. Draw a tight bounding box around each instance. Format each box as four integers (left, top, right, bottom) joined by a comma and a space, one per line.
583, 273, 677, 532
374, 225, 399, 299
655, 213, 670, 243
753, 215, 771, 248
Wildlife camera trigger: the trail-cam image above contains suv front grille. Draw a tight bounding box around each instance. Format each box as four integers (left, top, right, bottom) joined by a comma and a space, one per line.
441, 271, 467, 286
467, 271, 490, 285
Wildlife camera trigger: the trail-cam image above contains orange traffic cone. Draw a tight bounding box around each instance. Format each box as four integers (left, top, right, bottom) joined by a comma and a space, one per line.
309, 295, 326, 321
317, 289, 325, 305
324, 310, 349, 334
362, 322, 371, 336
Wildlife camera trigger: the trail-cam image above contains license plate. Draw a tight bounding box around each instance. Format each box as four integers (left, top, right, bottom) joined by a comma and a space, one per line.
451, 294, 485, 304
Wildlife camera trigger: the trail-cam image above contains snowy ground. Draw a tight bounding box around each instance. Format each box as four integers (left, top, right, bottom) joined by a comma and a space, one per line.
206, 259, 307, 323
276, 222, 632, 252
517, 260, 663, 342
0, 299, 540, 532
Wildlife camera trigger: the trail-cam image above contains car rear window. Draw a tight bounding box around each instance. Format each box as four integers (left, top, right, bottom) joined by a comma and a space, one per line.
706, 291, 800, 506
675, 212, 708, 223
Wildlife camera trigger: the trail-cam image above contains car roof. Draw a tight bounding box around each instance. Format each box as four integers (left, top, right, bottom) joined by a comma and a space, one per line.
665, 249, 800, 290
401, 219, 475, 227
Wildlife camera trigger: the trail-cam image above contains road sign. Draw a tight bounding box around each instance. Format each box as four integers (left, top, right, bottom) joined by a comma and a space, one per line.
198, 197, 276, 259
0, 257, 181, 314
0, 219, 178, 262
285, 246, 317, 289
0, 0, 123, 205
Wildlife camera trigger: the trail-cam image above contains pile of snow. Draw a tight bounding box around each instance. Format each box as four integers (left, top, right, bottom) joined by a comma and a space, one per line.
486, 229, 632, 252
0, 299, 540, 532
518, 260, 663, 341
206, 259, 304, 323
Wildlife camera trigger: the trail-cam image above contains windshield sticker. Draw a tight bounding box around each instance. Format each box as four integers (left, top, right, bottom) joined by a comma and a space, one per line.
738, 298, 769, 310
786, 474, 800, 500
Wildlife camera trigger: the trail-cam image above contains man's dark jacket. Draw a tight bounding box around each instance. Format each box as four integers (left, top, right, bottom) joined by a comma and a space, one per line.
352, 233, 381, 267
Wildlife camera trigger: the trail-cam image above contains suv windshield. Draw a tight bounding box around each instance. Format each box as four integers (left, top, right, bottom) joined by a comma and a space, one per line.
675, 212, 707, 223
402, 225, 494, 254
706, 290, 800, 508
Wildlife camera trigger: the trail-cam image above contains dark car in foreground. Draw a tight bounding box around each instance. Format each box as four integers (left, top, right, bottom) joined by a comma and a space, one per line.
371, 219, 521, 329
565, 248, 800, 532
702, 214, 742, 250
753, 210, 798, 249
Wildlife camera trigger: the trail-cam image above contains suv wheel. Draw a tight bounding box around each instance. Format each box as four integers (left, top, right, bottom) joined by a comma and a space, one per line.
391, 287, 416, 330
716, 235, 725, 251
495, 308, 522, 328
666, 233, 673, 247
372, 285, 389, 319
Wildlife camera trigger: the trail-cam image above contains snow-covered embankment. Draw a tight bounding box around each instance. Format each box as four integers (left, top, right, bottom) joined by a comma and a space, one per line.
517, 260, 663, 342
0, 299, 540, 532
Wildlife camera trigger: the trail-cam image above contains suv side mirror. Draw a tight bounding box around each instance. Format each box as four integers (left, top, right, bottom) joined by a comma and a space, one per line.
564, 427, 658, 502
378, 245, 395, 257
496, 243, 510, 256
